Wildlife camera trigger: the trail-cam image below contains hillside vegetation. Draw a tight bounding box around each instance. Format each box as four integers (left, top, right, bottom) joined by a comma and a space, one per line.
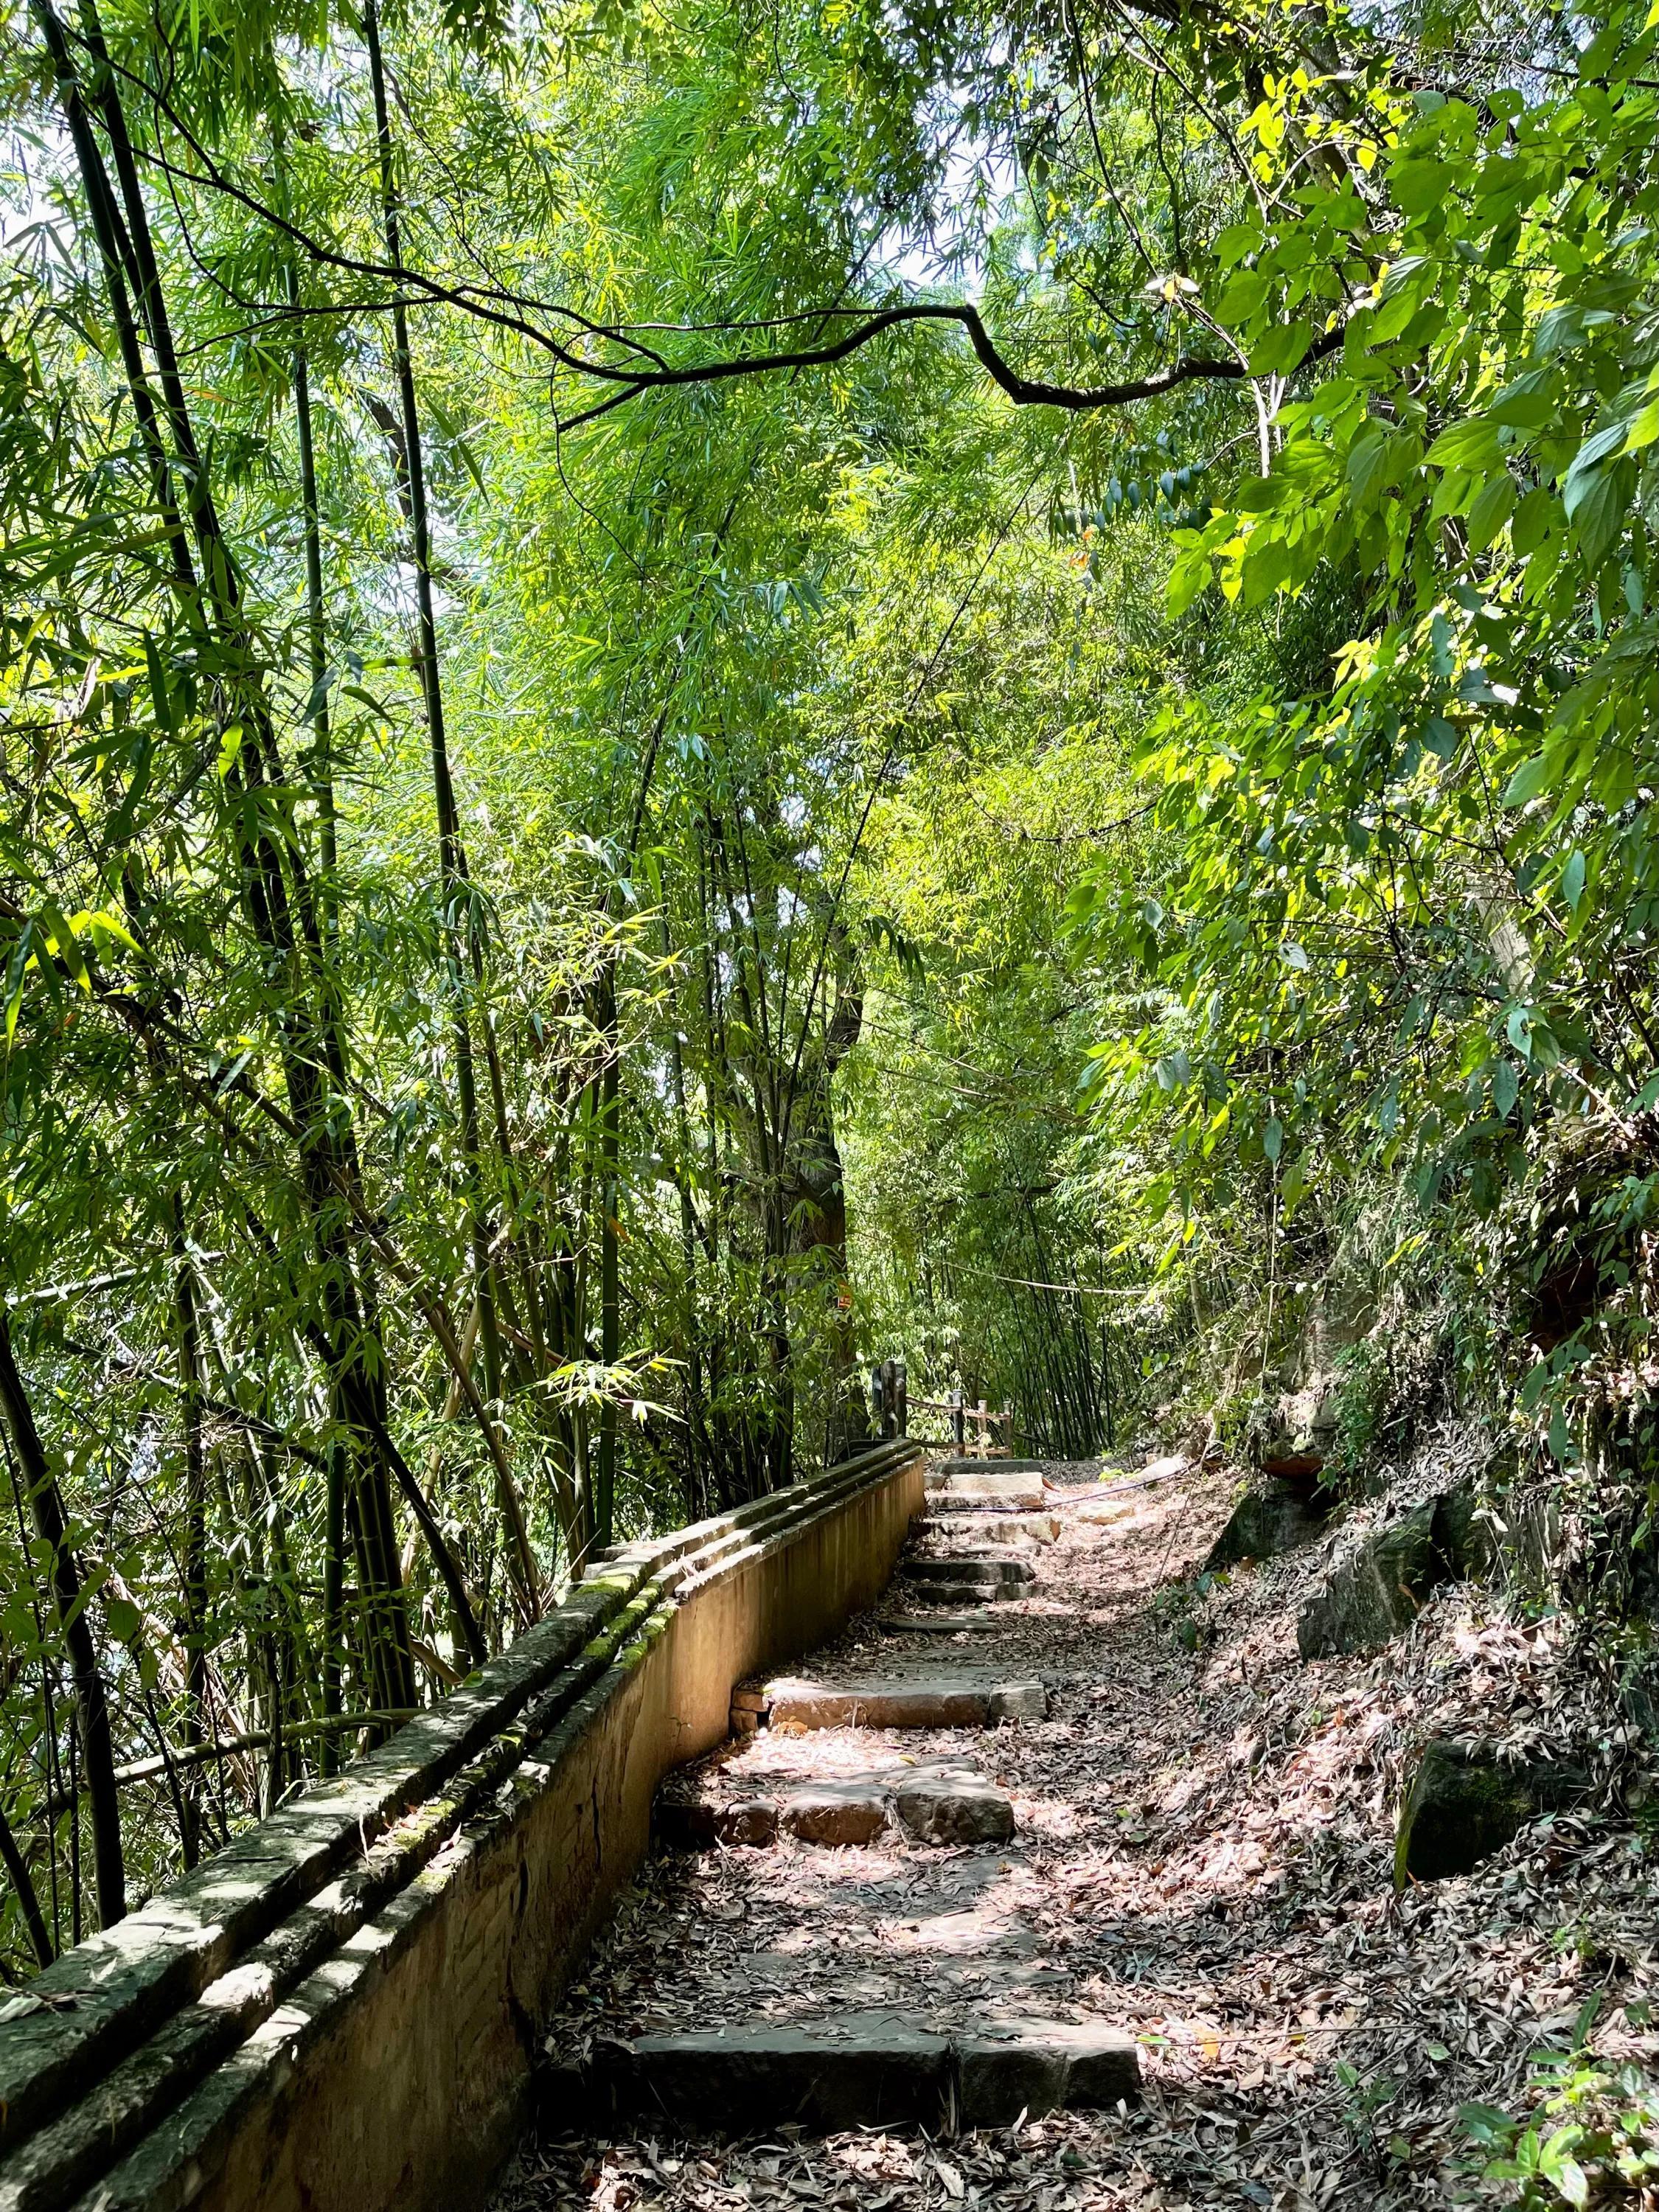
4, 0, 1659, 2153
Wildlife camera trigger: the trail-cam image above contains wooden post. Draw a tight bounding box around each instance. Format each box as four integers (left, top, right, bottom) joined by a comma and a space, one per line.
975, 1399, 987, 1458
950, 1388, 964, 1449
869, 1366, 885, 1438
1003, 1401, 1015, 1458
882, 1359, 897, 1440
895, 1360, 908, 1439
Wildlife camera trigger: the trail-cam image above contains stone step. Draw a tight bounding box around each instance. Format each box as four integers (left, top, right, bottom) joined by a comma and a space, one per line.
903, 1555, 1036, 1587
925, 1495, 1057, 1515
898, 1581, 1009, 1610
734, 1673, 1046, 1733
894, 1766, 1016, 1843
549, 2015, 1139, 2134
655, 1797, 779, 1848
930, 1458, 1048, 1477
655, 1761, 1015, 1850
917, 1512, 1060, 1545
925, 1472, 1047, 1509
878, 1611, 996, 1635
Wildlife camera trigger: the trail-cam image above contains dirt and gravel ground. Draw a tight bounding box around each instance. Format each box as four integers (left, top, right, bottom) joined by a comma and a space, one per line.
495, 1458, 1658, 2211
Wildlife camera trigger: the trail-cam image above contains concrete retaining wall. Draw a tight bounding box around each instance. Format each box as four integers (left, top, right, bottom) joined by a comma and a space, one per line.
0, 1443, 924, 2212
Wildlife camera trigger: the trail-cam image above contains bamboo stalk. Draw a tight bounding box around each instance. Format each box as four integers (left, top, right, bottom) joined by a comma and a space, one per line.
0, 1312, 126, 1927
23, 1710, 423, 1821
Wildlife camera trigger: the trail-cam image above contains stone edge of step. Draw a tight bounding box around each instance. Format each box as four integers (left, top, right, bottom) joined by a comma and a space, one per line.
538, 2017, 1141, 2135
728, 1677, 1048, 1734
655, 1766, 1015, 1851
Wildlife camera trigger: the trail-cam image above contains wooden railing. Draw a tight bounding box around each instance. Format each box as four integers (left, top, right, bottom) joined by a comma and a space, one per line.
869, 1359, 1016, 1455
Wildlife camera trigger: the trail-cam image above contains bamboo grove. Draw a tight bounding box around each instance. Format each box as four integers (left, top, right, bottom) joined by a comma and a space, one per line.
6, 0, 1659, 1980
0, 0, 973, 1956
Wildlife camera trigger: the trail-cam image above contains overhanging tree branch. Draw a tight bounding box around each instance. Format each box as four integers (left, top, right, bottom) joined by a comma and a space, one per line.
64, 31, 1344, 434
551, 301, 1340, 431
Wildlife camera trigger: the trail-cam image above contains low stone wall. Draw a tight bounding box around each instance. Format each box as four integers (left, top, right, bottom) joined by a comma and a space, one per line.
0, 1443, 924, 2212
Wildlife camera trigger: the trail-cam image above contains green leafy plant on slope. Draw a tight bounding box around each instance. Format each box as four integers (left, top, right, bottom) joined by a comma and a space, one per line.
1459, 2034, 1659, 2207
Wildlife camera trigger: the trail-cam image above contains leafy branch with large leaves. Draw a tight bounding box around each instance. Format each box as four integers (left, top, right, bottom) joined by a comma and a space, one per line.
1089, 4, 1657, 1172
1073, 0, 1659, 1462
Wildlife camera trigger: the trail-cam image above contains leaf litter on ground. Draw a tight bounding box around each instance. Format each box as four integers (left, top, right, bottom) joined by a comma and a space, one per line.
494, 1458, 1658, 2210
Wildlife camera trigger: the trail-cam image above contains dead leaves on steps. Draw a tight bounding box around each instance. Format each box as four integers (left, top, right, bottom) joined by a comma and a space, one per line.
495, 1462, 1659, 2210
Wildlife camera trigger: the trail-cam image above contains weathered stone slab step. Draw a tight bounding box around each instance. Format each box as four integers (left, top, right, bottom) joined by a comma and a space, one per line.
929, 1458, 1048, 1478
776, 1780, 892, 1845
903, 1554, 1035, 1588
655, 1761, 1015, 1850
655, 1797, 781, 1848
925, 1495, 1056, 1515
731, 1673, 1047, 1733
895, 1767, 1016, 1843
925, 1470, 1047, 1509
877, 1611, 995, 1635
917, 1512, 1060, 1545
897, 1557, 1033, 1610
549, 2014, 1139, 2134
904, 1583, 1009, 1610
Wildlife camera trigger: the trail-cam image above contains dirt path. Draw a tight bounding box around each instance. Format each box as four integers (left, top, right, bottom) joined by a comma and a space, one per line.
495, 1461, 1657, 2211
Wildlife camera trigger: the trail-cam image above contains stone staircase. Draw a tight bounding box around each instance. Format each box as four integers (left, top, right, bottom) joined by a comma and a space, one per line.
0, 1441, 928, 2212
540, 1455, 1143, 2143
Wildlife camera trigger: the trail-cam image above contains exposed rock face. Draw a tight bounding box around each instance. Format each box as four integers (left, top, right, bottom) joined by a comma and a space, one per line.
1251, 1391, 1337, 1481
1205, 1475, 1332, 1572
1395, 1739, 1592, 1882
1180, 1413, 1219, 1464
1430, 1481, 1491, 1581
1071, 1495, 1135, 1528
1247, 1290, 1376, 1479
1296, 1488, 1476, 1659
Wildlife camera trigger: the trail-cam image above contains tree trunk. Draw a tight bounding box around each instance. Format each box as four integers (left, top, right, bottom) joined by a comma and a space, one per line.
288, 256, 337, 914
39, 0, 422, 1717
596, 1022, 620, 1551
0, 1312, 125, 1929
173, 1209, 207, 1869
0, 1794, 54, 1969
